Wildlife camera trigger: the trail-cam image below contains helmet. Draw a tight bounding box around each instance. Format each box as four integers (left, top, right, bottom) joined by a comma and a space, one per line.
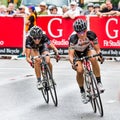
73, 19, 87, 33
29, 26, 43, 39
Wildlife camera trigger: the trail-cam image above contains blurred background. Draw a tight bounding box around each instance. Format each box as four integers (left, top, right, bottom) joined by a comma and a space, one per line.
0, 0, 119, 9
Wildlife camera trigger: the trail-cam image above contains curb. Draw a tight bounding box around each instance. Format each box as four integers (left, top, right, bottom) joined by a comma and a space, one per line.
0, 55, 120, 62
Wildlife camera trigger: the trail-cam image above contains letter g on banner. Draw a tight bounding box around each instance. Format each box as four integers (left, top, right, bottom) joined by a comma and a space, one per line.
106, 18, 118, 39
48, 18, 63, 38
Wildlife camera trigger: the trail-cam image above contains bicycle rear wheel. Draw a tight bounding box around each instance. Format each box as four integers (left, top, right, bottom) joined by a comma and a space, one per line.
84, 73, 96, 113
90, 73, 104, 117
45, 65, 58, 106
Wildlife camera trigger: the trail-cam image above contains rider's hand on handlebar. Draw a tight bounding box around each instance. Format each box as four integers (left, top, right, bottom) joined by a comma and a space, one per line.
98, 52, 104, 64
72, 63, 78, 70
29, 61, 34, 68
55, 54, 60, 62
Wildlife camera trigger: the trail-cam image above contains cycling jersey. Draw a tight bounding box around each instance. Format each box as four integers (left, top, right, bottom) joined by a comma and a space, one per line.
26, 34, 51, 53
69, 30, 98, 57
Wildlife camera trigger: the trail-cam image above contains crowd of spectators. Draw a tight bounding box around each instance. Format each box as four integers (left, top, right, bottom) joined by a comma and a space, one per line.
0, 0, 120, 16
0, 0, 120, 18
0, 0, 120, 58
0, 0, 120, 17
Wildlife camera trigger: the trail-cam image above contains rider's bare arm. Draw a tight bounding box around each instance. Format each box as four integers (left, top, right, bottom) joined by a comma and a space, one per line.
26, 48, 32, 63
93, 43, 101, 54
68, 47, 75, 64
49, 43, 59, 55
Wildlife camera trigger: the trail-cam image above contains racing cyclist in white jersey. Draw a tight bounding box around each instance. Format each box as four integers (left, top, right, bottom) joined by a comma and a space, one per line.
68, 19, 105, 104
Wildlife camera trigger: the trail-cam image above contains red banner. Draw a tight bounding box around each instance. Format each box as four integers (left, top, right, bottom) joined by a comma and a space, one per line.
89, 16, 120, 49
0, 16, 120, 56
0, 17, 24, 55
89, 16, 120, 56
37, 16, 86, 48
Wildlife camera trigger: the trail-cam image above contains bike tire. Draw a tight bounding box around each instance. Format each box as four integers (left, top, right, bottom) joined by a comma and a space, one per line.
46, 65, 58, 106
84, 73, 96, 113
90, 73, 104, 117
41, 81, 49, 104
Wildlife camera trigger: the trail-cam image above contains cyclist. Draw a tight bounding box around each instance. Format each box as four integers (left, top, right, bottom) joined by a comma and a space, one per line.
68, 18, 105, 104
25, 26, 60, 89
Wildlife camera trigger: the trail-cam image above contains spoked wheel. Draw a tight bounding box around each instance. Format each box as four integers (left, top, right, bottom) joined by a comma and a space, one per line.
84, 74, 96, 113
41, 81, 49, 103
90, 73, 104, 117
46, 65, 58, 106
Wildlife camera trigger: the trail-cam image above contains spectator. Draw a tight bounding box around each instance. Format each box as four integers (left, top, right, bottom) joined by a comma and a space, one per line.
37, 1, 48, 15
94, 3, 100, 14
102, 0, 117, 12
18, 5, 37, 58
48, 5, 59, 15
97, 0, 117, 16
62, 1, 82, 19
100, 3, 107, 11
0, 5, 7, 15
26, 6, 37, 31
83, 3, 95, 15
48, 5, 53, 15
7, 3, 16, 15
13, 5, 27, 16
62, 5, 69, 14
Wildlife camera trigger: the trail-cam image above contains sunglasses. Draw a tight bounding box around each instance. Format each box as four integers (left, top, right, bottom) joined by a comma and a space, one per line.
77, 31, 86, 35
33, 37, 41, 40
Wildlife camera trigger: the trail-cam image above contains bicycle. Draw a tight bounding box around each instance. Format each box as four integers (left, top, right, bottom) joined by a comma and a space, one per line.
74, 53, 104, 117
31, 53, 58, 106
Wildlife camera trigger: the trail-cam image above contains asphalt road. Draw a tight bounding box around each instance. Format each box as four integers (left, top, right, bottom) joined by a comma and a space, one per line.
0, 58, 120, 120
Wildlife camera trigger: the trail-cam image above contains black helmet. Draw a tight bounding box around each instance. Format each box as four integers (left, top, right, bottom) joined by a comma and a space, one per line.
73, 19, 87, 33
29, 26, 43, 39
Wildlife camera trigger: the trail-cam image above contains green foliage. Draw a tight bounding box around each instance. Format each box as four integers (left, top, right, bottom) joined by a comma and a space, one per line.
111, 0, 119, 7
17, 0, 21, 7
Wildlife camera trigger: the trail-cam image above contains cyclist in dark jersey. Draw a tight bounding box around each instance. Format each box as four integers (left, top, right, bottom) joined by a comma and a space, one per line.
25, 26, 60, 89
68, 19, 105, 104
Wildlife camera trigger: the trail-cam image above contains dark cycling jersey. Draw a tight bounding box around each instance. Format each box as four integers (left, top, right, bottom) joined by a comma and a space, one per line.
69, 31, 98, 57
26, 34, 51, 53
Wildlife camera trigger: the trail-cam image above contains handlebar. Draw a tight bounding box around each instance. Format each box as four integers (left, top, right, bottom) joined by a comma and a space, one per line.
31, 52, 54, 60
31, 52, 60, 63
73, 53, 103, 63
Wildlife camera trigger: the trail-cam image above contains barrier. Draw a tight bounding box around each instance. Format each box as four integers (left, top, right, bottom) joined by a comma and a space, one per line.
89, 16, 120, 56
0, 16, 120, 56
0, 16, 24, 55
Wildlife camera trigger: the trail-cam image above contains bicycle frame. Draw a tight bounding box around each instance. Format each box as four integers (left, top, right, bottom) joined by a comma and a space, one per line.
83, 59, 91, 72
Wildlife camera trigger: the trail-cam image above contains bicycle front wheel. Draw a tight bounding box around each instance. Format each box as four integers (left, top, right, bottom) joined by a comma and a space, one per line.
45, 65, 58, 106
41, 81, 49, 104
84, 73, 96, 113
90, 73, 104, 117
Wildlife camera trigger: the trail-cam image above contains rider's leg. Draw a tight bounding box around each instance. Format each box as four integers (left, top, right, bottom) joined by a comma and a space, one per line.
31, 49, 42, 82
87, 50, 101, 82
87, 50, 105, 92
76, 61, 88, 104
42, 51, 53, 74
76, 61, 85, 93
